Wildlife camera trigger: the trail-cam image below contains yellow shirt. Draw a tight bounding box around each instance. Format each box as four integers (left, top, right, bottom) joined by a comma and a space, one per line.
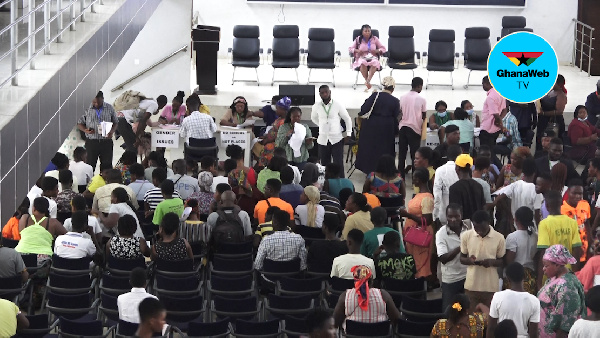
87, 174, 105, 194
460, 226, 506, 292
537, 214, 582, 252
341, 211, 374, 240
0, 299, 19, 337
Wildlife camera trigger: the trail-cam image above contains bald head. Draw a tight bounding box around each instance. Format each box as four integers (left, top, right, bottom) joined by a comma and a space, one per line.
220, 190, 236, 207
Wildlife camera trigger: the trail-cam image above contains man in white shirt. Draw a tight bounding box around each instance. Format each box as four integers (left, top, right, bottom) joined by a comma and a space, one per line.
331, 229, 376, 280
69, 147, 94, 192
436, 203, 470, 313
117, 267, 157, 324
54, 211, 97, 259
180, 95, 217, 143
488, 262, 540, 338
92, 169, 138, 214
63, 195, 103, 244
128, 163, 155, 202
28, 177, 58, 218
117, 96, 167, 153
311, 85, 352, 174
433, 145, 461, 224
492, 157, 541, 224
168, 159, 200, 200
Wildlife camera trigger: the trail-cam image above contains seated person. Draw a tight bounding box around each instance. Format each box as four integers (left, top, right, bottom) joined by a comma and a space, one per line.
45, 152, 79, 191
568, 105, 599, 163
63, 196, 102, 245
211, 159, 231, 193
429, 100, 451, 130
55, 170, 83, 216
306, 308, 336, 338
128, 163, 155, 203
188, 171, 214, 217
307, 214, 348, 273
144, 168, 181, 220
28, 176, 59, 219
144, 152, 174, 181
151, 212, 194, 262
361, 207, 405, 258
332, 265, 400, 329
83, 163, 112, 200
254, 209, 307, 271
206, 190, 253, 245
179, 199, 206, 243
435, 124, 461, 166
54, 211, 97, 259
257, 156, 286, 194
441, 108, 475, 153
92, 169, 138, 215
254, 179, 294, 225
295, 186, 325, 228
431, 294, 489, 337
2, 199, 30, 241
107, 214, 150, 259
180, 93, 217, 144
209, 182, 231, 214
97, 187, 144, 238
152, 180, 184, 226
0, 237, 28, 283
341, 193, 373, 240
220, 96, 254, 127
117, 267, 158, 324
323, 163, 354, 200
254, 206, 289, 248
331, 229, 376, 280
534, 129, 555, 159
168, 159, 200, 201
0, 298, 29, 337
279, 166, 303, 209
374, 231, 416, 282
363, 155, 405, 199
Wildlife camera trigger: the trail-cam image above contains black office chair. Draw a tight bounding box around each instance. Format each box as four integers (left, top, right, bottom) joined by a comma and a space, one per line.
187, 317, 232, 338
2, 237, 19, 248
230, 25, 262, 85
500, 16, 526, 39
184, 137, 218, 162
306, 28, 339, 87
424, 29, 457, 89
351, 28, 382, 90
506, 27, 534, 35
386, 26, 419, 83
269, 25, 300, 85
463, 27, 491, 89
346, 320, 392, 338
400, 296, 445, 322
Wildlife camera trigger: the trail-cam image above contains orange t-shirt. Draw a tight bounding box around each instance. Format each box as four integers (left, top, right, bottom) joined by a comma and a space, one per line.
364, 193, 381, 209
2, 217, 21, 240
254, 197, 294, 224
561, 200, 590, 262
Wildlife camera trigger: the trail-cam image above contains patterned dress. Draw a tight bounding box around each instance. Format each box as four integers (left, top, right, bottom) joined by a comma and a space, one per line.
109, 236, 142, 259
257, 118, 285, 167
431, 313, 487, 337
228, 168, 257, 197
537, 272, 586, 337
403, 192, 434, 278
155, 238, 188, 261
367, 172, 403, 198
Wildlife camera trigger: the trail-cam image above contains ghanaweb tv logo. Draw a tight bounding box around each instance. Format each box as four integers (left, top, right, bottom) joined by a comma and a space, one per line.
497, 52, 550, 78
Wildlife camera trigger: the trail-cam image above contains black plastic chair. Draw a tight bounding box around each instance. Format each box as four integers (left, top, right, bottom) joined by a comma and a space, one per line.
58, 317, 114, 338
162, 294, 206, 330
106, 256, 146, 276
14, 313, 58, 338
210, 256, 254, 277
50, 255, 93, 275
233, 318, 280, 338
2, 237, 19, 248
213, 240, 253, 259
99, 273, 132, 296
211, 296, 262, 321
294, 225, 326, 246
264, 294, 314, 319
400, 296, 445, 322
386, 26, 419, 82
154, 257, 199, 278
282, 315, 308, 338
46, 291, 99, 320
276, 276, 325, 299
261, 258, 302, 282
269, 25, 300, 86
187, 317, 232, 338
99, 292, 120, 325
0, 275, 29, 303
230, 25, 262, 85
396, 318, 437, 337
424, 29, 457, 89
500, 16, 526, 39
154, 274, 202, 297
351, 28, 382, 90
306, 28, 339, 86
377, 195, 405, 229
463, 27, 491, 89
184, 137, 218, 163
207, 274, 255, 302
117, 320, 138, 337
382, 278, 427, 301
346, 320, 392, 338
327, 277, 354, 308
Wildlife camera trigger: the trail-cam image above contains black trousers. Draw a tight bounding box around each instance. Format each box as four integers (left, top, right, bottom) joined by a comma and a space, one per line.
117, 117, 137, 153
536, 114, 565, 149
85, 139, 113, 171
479, 130, 500, 150
318, 141, 345, 177
397, 126, 421, 178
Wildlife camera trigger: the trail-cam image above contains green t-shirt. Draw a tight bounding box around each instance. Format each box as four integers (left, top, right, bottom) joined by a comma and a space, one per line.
442, 119, 475, 146
360, 226, 405, 258
153, 198, 184, 225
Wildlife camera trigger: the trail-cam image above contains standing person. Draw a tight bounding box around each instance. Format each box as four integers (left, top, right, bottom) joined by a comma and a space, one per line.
220, 96, 254, 127
433, 145, 461, 224
449, 154, 486, 220
560, 179, 591, 264
117, 94, 168, 153
534, 138, 580, 184
568, 285, 600, 337
275, 107, 314, 169
69, 146, 94, 192
472, 157, 493, 206
537, 245, 586, 338
508, 101, 537, 146
460, 210, 506, 310
401, 167, 435, 279
179, 94, 218, 143
311, 85, 352, 169
584, 79, 600, 127
306, 308, 336, 338
349, 24, 387, 90
135, 298, 166, 338
355, 77, 400, 175
494, 106, 523, 166
567, 105, 599, 163
158, 91, 186, 125
255, 99, 291, 168
537, 74, 567, 149
361, 207, 404, 258
440, 107, 475, 153
505, 207, 539, 295
487, 262, 540, 338
437, 203, 470, 312
535, 172, 553, 224
535, 129, 556, 159
493, 157, 540, 224
479, 76, 505, 154
77, 91, 118, 171
254, 95, 287, 133
168, 159, 200, 201
397, 77, 427, 178
413, 147, 438, 193
434, 124, 461, 166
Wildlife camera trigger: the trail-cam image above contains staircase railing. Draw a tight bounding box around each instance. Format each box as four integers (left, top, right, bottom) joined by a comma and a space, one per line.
572, 18, 594, 76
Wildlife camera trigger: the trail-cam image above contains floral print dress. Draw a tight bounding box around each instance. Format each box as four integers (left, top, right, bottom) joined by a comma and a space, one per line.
537, 272, 586, 337
257, 118, 285, 167
430, 313, 487, 337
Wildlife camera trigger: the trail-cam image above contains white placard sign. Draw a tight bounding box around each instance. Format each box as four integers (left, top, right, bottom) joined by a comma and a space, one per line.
151, 129, 179, 148
220, 130, 248, 149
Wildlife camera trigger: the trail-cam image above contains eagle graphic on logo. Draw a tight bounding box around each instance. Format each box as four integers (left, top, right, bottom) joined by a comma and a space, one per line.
502, 52, 544, 66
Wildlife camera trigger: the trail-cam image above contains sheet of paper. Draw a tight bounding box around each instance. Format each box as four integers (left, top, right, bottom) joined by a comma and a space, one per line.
288, 123, 307, 158
101, 122, 113, 137
265, 126, 273, 134
237, 119, 256, 128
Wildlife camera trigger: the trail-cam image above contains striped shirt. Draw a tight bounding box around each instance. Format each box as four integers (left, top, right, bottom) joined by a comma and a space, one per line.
143, 187, 181, 210
78, 102, 118, 140
344, 288, 388, 324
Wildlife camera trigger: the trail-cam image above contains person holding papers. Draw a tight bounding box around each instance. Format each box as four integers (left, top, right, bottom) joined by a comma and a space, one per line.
77, 91, 118, 171
276, 107, 314, 170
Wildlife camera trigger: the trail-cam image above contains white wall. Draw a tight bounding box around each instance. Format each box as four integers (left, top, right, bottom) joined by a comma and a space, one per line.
102, 0, 192, 104
194, 0, 576, 63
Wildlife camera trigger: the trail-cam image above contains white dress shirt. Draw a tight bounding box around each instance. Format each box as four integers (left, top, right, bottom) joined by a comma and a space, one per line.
433, 161, 459, 224
69, 161, 94, 186
117, 288, 158, 324
180, 111, 217, 143
311, 100, 352, 145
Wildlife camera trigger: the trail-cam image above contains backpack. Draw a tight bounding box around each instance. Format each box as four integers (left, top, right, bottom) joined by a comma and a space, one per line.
113, 90, 147, 111
212, 206, 245, 245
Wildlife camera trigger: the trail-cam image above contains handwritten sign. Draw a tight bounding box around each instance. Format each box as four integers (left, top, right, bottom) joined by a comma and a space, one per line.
151, 129, 179, 148
220, 130, 248, 148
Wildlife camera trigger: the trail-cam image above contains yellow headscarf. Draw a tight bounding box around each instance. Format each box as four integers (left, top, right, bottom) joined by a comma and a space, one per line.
304, 186, 321, 227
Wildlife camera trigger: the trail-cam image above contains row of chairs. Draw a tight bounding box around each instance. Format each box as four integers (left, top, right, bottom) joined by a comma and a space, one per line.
228, 16, 532, 89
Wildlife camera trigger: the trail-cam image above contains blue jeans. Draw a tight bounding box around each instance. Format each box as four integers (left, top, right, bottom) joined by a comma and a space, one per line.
441, 279, 465, 313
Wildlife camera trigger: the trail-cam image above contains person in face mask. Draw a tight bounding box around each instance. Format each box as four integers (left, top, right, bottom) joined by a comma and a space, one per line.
567, 105, 599, 163
429, 100, 451, 130
461, 100, 480, 127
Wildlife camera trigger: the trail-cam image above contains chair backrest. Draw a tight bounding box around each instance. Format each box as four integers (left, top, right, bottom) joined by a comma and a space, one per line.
51, 255, 92, 272
101, 273, 131, 292
267, 294, 313, 310
107, 255, 146, 273
382, 277, 427, 293
185, 138, 218, 162
59, 317, 103, 336
1, 237, 19, 248
346, 320, 391, 337
156, 274, 200, 292
0, 275, 21, 289
162, 294, 204, 312
280, 276, 323, 292
283, 315, 308, 336
118, 320, 139, 336
263, 258, 301, 273
188, 317, 231, 336
377, 195, 404, 208
294, 225, 325, 240
212, 255, 253, 272
506, 27, 533, 35
20, 253, 37, 268
272, 25, 300, 62
48, 272, 92, 291
210, 274, 253, 291
214, 240, 253, 256
307, 28, 335, 63
101, 292, 119, 311
427, 29, 455, 64
235, 318, 279, 336
501, 16, 526, 37
214, 295, 257, 314
155, 258, 194, 272
232, 25, 260, 61
464, 27, 491, 64
352, 29, 380, 42
396, 318, 437, 336
329, 276, 355, 292
388, 26, 415, 63
189, 137, 217, 148
47, 292, 92, 319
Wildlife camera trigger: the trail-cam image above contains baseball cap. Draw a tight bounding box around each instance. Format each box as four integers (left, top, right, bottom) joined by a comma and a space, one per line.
455, 154, 474, 168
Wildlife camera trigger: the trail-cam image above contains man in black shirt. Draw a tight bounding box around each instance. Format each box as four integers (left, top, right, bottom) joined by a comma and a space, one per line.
449, 154, 486, 220
435, 124, 461, 166
307, 214, 348, 273
374, 231, 416, 283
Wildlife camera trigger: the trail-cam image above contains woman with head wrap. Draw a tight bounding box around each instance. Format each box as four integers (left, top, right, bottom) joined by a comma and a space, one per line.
332, 265, 400, 330
431, 294, 489, 337
537, 244, 586, 337
355, 76, 400, 175
188, 171, 214, 216
220, 96, 254, 127
254, 96, 292, 168
294, 186, 325, 228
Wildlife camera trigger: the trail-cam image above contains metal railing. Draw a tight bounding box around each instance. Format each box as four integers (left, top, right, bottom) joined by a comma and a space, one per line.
572, 18, 595, 77
110, 44, 189, 92
0, 0, 102, 88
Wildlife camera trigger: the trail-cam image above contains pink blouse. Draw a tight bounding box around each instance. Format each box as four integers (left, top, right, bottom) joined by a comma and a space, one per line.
348, 36, 386, 58
160, 105, 187, 123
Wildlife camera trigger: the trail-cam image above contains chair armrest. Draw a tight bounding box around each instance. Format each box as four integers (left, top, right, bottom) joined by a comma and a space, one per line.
300, 48, 305, 54
335, 51, 341, 56
227, 47, 232, 53
422, 51, 427, 57
49, 318, 60, 330
383, 51, 389, 57
259, 48, 263, 54
415, 51, 421, 59
268, 48, 272, 54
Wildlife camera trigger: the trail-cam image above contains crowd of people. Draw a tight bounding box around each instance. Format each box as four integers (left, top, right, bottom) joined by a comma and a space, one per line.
2, 65, 600, 337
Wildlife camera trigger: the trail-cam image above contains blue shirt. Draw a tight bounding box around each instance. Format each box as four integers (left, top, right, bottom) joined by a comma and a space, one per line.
502, 112, 522, 150
259, 105, 278, 135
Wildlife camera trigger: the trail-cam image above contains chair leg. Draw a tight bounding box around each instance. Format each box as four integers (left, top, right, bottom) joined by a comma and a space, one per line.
331, 69, 335, 87
255, 68, 260, 86
307, 68, 312, 84
295, 68, 299, 84
411, 69, 415, 78
377, 71, 382, 88
271, 68, 275, 86
451, 72, 454, 90
232, 67, 236, 85
464, 69, 472, 89
426, 71, 430, 89
353, 71, 359, 90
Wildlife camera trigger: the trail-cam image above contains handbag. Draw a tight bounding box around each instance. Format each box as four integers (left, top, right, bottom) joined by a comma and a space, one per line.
404, 217, 433, 247
360, 92, 380, 120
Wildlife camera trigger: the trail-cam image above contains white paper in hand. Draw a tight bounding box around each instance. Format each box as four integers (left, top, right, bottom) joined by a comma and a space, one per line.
288, 123, 307, 158
101, 122, 113, 137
